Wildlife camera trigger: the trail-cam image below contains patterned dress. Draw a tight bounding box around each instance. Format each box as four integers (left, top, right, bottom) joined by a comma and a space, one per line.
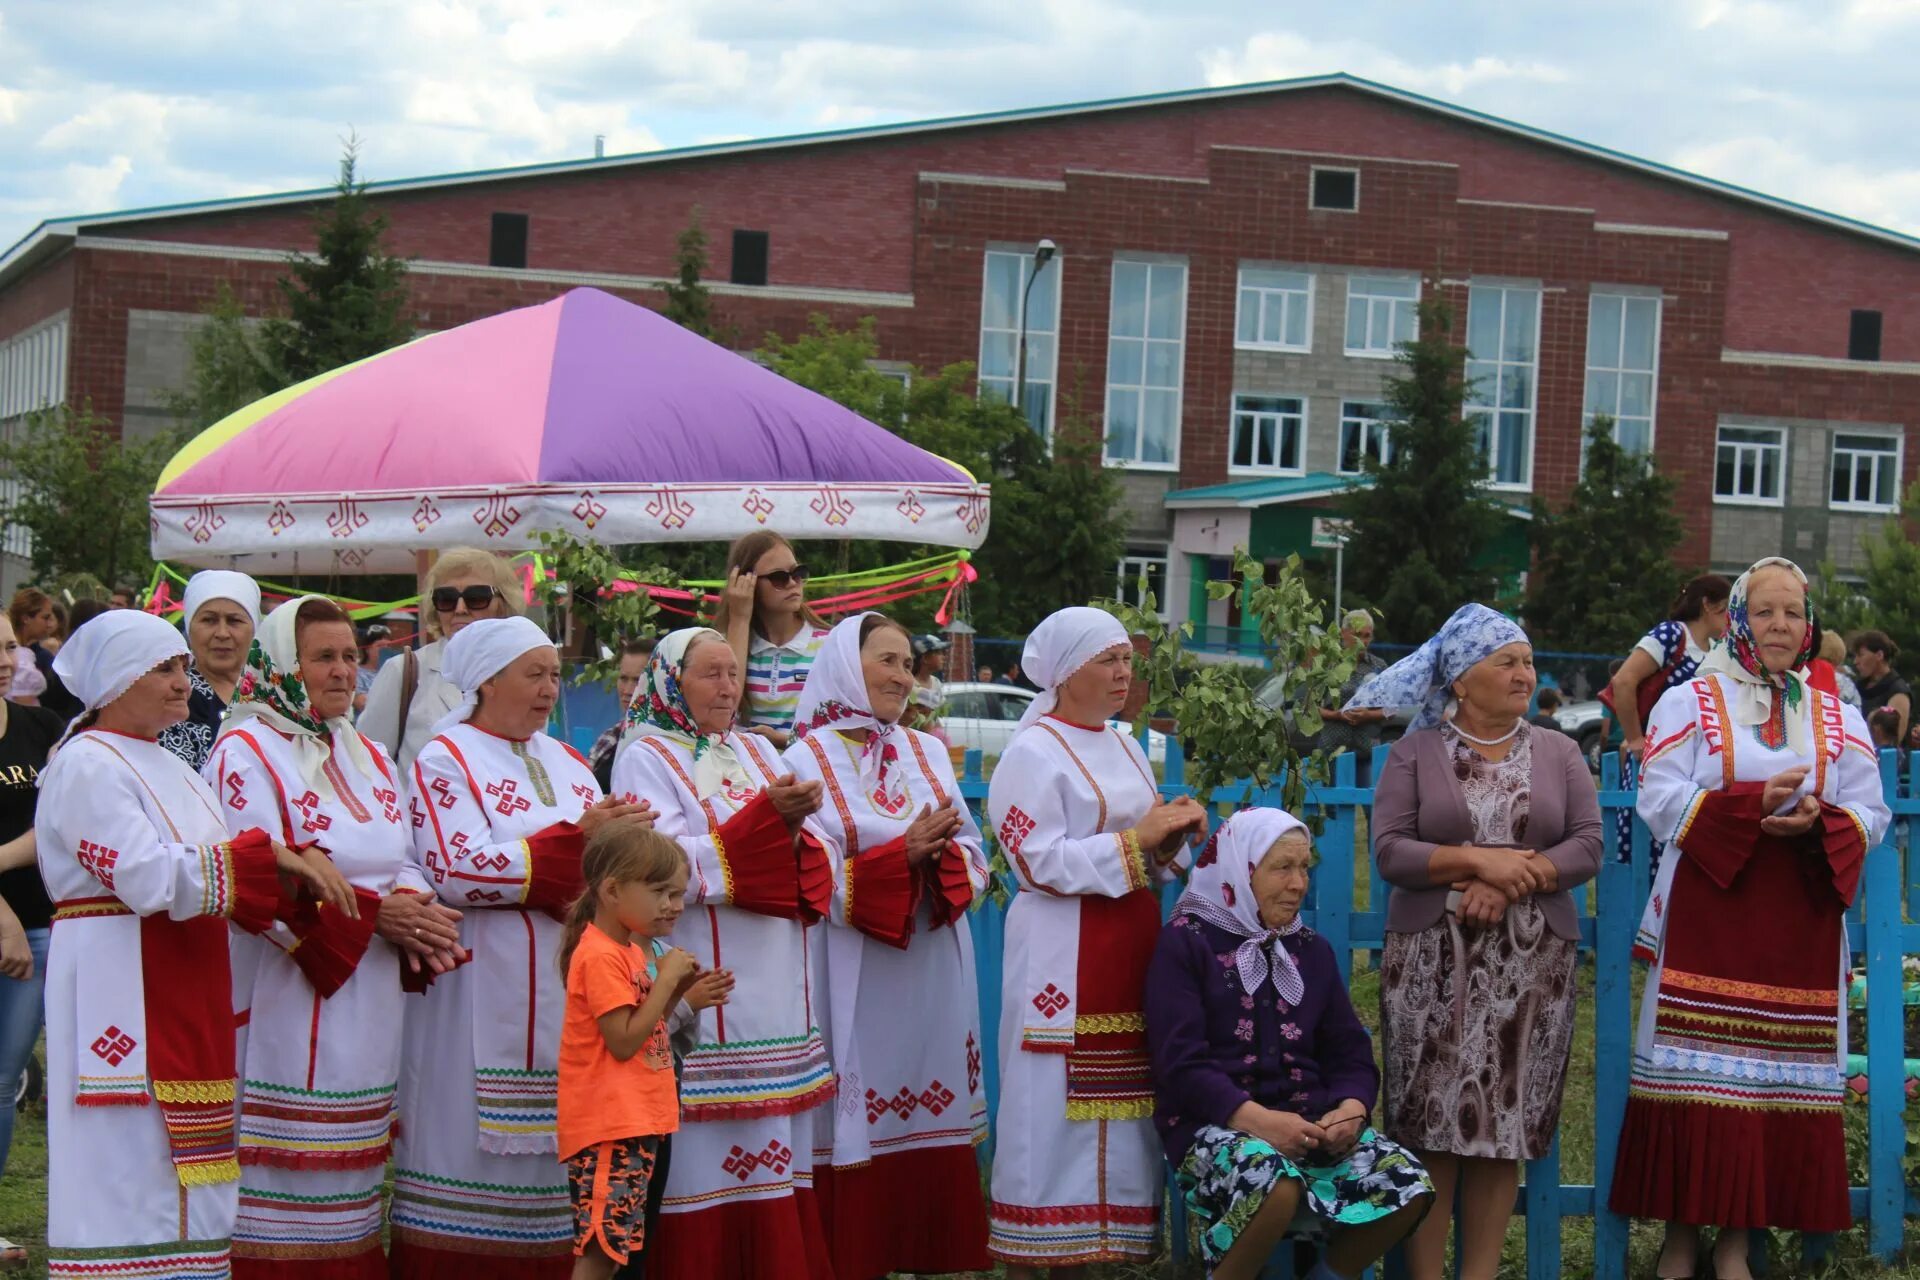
1379, 723, 1580, 1160
1618, 620, 1708, 871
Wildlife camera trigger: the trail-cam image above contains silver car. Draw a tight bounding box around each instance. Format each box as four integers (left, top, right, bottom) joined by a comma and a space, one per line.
938, 682, 1167, 762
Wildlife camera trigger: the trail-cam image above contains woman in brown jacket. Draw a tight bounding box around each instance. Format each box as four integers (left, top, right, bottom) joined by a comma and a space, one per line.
1345, 603, 1603, 1280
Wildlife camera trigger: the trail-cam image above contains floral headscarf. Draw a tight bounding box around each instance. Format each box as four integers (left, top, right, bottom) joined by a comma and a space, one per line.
1176, 808, 1311, 1005
627, 627, 743, 799
1344, 602, 1528, 731
793, 613, 906, 810
1698, 556, 1816, 755
223, 595, 378, 802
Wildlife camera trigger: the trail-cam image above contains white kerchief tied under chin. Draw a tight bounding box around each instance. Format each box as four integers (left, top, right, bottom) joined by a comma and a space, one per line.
1175, 807, 1312, 1006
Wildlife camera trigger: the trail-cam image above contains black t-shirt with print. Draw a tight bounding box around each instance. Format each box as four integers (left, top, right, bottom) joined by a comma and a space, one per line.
0, 704, 63, 929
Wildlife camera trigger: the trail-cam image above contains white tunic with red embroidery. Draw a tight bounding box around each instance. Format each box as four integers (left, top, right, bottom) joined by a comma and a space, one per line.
392, 724, 601, 1270
783, 726, 992, 1264
982, 718, 1174, 1266
205, 724, 423, 1267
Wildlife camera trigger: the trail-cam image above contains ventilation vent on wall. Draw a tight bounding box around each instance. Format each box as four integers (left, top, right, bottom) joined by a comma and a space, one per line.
731, 230, 770, 286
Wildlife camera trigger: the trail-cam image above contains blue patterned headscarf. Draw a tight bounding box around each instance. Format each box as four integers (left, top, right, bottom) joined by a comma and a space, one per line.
1343, 603, 1529, 730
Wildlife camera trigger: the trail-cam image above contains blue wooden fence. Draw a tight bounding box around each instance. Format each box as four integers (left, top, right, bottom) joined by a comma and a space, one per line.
951, 740, 1920, 1278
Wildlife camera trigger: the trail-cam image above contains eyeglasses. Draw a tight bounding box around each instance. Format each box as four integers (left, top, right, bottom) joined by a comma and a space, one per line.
432, 585, 499, 613
760, 565, 809, 590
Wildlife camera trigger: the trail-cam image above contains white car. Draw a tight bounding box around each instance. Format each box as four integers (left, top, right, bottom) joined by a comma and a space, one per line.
937, 681, 1168, 763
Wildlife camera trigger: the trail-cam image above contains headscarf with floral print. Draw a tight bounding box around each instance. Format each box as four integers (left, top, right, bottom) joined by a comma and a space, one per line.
1698, 556, 1817, 755
792, 612, 906, 810
626, 627, 745, 799
1176, 807, 1311, 1005
221, 595, 378, 803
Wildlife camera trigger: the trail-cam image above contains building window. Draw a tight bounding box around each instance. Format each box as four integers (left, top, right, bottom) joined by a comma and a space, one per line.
0, 317, 67, 421
730, 230, 770, 286
1344, 275, 1418, 357
978, 249, 1061, 436
1584, 293, 1660, 455
1337, 401, 1393, 474
1105, 258, 1186, 468
1310, 167, 1359, 212
1849, 310, 1883, 362
1235, 268, 1313, 352
1464, 284, 1541, 489
1115, 551, 1170, 615
488, 213, 529, 269
1831, 433, 1902, 511
1228, 394, 1306, 474
1714, 425, 1787, 506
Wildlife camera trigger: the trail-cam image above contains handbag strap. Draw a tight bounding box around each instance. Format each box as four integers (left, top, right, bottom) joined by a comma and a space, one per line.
396, 648, 419, 750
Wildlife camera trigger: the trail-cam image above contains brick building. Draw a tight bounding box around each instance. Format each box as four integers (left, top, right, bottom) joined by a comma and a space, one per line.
0, 73, 1914, 631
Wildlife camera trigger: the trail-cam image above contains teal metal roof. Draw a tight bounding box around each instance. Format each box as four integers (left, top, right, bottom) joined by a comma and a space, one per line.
8, 71, 1920, 278
1165, 472, 1362, 508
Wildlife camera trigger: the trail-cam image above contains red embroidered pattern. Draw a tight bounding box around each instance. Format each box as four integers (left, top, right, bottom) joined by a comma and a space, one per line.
1032, 984, 1069, 1019
486, 779, 531, 817
76, 841, 120, 890
999, 806, 1036, 857
865, 1080, 956, 1123
373, 787, 403, 825
428, 777, 458, 810
721, 1139, 792, 1181
91, 1024, 137, 1066
224, 774, 248, 811
290, 790, 334, 835
408, 796, 427, 830
967, 1033, 982, 1094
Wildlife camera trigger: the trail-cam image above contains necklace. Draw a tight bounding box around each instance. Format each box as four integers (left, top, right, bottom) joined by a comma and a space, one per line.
1450, 718, 1520, 747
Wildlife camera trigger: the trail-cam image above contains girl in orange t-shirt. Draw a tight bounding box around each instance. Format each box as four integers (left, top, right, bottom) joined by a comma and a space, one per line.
557, 826, 731, 1279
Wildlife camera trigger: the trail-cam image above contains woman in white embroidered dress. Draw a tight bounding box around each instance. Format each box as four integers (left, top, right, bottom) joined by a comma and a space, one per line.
1610, 559, 1890, 1280
37, 611, 355, 1280
984, 607, 1207, 1276
204, 597, 466, 1278
391, 617, 655, 1280
611, 626, 837, 1280
782, 612, 992, 1277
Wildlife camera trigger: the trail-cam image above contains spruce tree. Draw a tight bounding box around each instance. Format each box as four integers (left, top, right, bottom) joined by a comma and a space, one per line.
1343, 296, 1506, 640
662, 210, 716, 339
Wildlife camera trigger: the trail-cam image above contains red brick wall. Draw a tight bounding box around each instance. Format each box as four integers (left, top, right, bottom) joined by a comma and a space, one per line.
0, 254, 75, 344
90, 85, 1920, 361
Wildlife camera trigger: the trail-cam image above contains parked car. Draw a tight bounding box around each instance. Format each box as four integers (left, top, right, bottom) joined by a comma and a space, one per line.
937, 681, 1168, 763
1554, 698, 1609, 773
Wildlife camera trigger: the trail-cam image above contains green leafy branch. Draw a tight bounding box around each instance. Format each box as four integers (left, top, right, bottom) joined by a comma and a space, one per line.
533, 531, 678, 688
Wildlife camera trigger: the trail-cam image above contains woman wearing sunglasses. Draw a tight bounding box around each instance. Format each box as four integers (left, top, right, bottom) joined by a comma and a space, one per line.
712, 532, 833, 749
361, 547, 517, 772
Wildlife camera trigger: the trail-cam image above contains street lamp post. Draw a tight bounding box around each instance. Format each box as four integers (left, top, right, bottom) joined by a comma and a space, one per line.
1012, 238, 1057, 431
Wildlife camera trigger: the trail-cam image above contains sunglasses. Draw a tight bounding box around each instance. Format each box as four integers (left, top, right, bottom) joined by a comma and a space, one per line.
432, 585, 499, 613
760, 565, 810, 590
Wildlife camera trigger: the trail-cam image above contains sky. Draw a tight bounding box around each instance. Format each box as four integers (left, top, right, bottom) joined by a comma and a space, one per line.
3, 0, 1919, 253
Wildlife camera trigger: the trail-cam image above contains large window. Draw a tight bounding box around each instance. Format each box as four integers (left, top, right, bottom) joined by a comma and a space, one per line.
1831, 433, 1902, 511
1228, 394, 1306, 474
1585, 293, 1660, 455
1344, 275, 1419, 357
1714, 425, 1786, 505
1115, 552, 1170, 616
1464, 284, 1541, 488
1235, 268, 1313, 352
1104, 259, 1187, 467
1337, 401, 1394, 474
979, 249, 1062, 437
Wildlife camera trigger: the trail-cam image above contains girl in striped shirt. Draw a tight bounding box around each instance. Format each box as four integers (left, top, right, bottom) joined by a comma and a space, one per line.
713, 532, 832, 747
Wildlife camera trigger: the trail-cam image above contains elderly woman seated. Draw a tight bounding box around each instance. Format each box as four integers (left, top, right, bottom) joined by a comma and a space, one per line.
1146, 809, 1432, 1280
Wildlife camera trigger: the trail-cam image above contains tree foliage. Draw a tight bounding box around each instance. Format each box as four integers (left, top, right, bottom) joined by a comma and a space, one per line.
0, 405, 180, 585
1525, 416, 1685, 652
165, 283, 281, 431
661, 209, 717, 341
533, 532, 675, 688
259, 141, 413, 385
1343, 296, 1507, 641
1815, 478, 1920, 680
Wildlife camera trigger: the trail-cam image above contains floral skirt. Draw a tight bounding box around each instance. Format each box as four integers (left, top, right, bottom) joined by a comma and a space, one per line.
1176, 1123, 1433, 1268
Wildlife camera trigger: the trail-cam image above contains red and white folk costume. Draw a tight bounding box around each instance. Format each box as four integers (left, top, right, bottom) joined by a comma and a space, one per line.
37, 612, 289, 1280
390, 618, 597, 1280
782, 614, 993, 1277
983, 608, 1185, 1267
202, 597, 425, 1278
1611, 558, 1890, 1232
610, 627, 836, 1280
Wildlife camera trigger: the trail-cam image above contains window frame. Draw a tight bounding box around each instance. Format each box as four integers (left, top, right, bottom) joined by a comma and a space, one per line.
1115, 550, 1172, 618
1336, 400, 1395, 475
1463, 282, 1544, 492
1712, 423, 1789, 508
1103, 256, 1188, 471
1828, 430, 1904, 513
1233, 266, 1315, 353
1583, 290, 1662, 456
977, 247, 1063, 440
1227, 393, 1309, 477
1309, 166, 1361, 213
1343, 274, 1421, 359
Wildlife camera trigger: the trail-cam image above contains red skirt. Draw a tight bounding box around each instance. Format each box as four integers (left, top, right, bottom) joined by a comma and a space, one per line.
813, 1142, 991, 1277
644, 1185, 834, 1280
1610, 829, 1851, 1231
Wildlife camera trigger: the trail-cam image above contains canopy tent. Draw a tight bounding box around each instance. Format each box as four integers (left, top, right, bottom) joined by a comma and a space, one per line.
150, 287, 990, 573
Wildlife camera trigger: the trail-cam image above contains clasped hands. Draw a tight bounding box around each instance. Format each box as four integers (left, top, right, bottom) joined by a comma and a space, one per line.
1233, 1097, 1369, 1162
1131, 796, 1208, 864
1759, 765, 1820, 837
1450, 846, 1558, 928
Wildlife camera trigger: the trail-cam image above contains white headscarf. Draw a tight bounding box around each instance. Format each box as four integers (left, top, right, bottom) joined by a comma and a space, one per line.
181, 570, 262, 631
52, 609, 189, 732
430, 616, 557, 739
1176, 807, 1312, 1006
625, 627, 745, 800
220, 596, 378, 803
793, 613, 905, 808
1013, 606, 1131, 737
1698, 556, 1817, 758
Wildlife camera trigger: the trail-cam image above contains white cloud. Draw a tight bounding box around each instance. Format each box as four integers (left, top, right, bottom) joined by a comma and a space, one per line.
1202, 32, 1568, 97
1669, 135, 1920, 236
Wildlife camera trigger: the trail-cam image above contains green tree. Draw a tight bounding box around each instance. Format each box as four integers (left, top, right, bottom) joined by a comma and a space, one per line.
165, 283, 281, 430
1815, 479, 1920, 679
662, 210, 717, 340
0, 405, 181, 585
1343, 296, 1506, 641
533, 532, 675, 688
260, 141, 413, 384
1525, 415, 1684, 652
